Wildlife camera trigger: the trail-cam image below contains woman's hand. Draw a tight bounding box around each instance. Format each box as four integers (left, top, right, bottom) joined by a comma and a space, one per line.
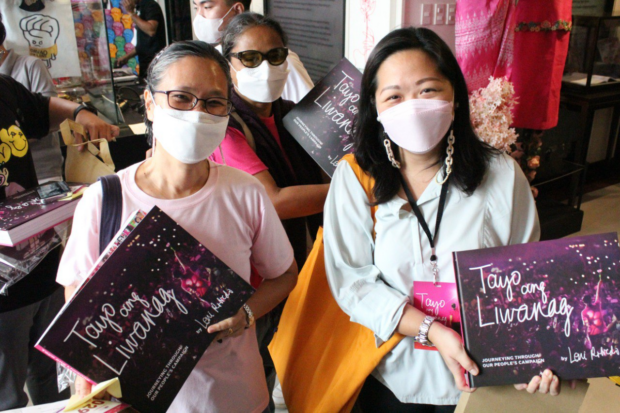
75, 375, 93, 398
514, 369, 578, 395
430, 323, 479, 393
207, 308, 247, 342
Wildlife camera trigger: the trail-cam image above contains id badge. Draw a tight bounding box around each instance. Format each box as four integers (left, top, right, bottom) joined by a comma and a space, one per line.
412, 281, 461, 350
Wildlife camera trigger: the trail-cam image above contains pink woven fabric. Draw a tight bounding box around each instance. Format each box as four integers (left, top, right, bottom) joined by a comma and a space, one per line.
456, 0, 572, 130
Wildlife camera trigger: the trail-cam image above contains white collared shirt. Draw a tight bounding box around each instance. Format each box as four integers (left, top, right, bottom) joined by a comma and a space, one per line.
323, 153, 540, 405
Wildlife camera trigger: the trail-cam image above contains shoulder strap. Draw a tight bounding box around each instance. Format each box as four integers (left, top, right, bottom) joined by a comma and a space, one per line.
98, 174, 123, 255
230, 111, 257, 152
340, 153, 377, 225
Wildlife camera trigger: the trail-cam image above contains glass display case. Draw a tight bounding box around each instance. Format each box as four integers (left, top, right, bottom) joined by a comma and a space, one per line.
563, 15, 620, 91
57, 0, 144, 126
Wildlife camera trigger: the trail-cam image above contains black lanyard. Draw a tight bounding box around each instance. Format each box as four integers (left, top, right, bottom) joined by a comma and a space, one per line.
399, 175, 450, 286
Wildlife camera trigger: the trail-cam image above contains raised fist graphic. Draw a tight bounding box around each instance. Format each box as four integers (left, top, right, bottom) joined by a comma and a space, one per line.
19, 14, 60, 68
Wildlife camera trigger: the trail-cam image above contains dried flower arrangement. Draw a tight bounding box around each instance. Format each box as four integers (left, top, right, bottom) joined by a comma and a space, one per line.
469, 76, 541, 197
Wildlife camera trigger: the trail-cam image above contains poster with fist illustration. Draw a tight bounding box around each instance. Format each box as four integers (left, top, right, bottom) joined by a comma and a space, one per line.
1, 0, 80, 78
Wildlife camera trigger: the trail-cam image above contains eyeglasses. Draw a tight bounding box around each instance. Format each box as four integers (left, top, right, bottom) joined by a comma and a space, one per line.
228, 47, 289, 68
151, 90, 232, 116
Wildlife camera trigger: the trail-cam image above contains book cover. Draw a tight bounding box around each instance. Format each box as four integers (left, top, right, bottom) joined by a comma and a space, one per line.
453, 233, 620, 387
283, 58, 361, 176
0, 228, 60, 271
0, 186, 84, 246
0, 189, 71, 230
36, 206, 255, 413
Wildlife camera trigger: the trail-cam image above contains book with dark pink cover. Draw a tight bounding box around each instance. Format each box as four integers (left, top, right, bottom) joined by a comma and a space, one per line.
35, 206, 254, 413
453, 233, 620, 387
283, 58, 361, 176
0, 187, 82, 246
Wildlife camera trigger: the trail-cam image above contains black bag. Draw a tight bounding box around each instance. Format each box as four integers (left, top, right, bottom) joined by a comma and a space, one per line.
98, 175, 123, 255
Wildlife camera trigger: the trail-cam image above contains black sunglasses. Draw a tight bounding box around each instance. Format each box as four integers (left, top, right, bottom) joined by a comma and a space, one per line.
228, 47, 289, 68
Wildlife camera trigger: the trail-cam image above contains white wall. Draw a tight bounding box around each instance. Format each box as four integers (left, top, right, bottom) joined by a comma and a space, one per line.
156, 0, 169, 44
250, 0, 265, 14
344, 0, 403, 71
255, 0, 456, 70
402, 0, 456, 53
342, 0, 456, 70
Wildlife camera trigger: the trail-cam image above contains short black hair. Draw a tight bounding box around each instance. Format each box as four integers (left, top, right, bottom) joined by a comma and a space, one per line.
226, 0, 251, 10
0, 12, 5, 45
144, 40, 232, 145
353, 27, 497, 204
221, 12, 287, 60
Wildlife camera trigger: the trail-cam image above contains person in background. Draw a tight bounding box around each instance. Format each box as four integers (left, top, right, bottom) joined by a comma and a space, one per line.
192, 0, 314, 103
213, 13, 327, 411
60, 40, 297, 412
0, 71, 119, 410
117, 0, 167, 79
323, 27, 572, 412
0, 12, 63, 183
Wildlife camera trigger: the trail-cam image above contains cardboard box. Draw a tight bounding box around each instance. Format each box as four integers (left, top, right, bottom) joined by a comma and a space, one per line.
456, 378, 620, 413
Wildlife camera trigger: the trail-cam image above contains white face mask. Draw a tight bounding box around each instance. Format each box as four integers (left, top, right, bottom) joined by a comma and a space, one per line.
151, 99, 228, 164
192, 6, 234, 44
232, 60, 289, 103
378, 99, 453, 154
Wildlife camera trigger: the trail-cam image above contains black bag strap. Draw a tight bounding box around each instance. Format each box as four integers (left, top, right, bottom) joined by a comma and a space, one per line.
98, 174, 123, 255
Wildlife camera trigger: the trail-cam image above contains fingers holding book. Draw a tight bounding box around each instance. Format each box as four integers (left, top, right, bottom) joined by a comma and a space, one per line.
208, 308, 248, 343
514, 369, 566, 396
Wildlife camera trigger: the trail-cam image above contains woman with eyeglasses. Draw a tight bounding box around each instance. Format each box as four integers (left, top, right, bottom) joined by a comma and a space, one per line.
210, 12, 327, 410
56, 41, 298, 412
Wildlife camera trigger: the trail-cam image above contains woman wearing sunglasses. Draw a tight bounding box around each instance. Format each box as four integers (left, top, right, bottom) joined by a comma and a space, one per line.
57, 41, 298, 412
210, 12, 327, 409
215, 13, 327, 269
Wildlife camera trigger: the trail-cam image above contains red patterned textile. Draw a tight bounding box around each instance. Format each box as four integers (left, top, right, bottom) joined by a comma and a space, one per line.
456, 0, 572, 130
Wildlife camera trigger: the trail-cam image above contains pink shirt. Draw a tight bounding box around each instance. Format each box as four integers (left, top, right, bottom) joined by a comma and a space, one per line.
210, 127, 267, 176
260, 115, 295, 175
210, 122, 295, 177
57, 161, 294, 413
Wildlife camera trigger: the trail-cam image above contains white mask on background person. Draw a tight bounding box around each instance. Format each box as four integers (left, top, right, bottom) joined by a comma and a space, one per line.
377, 99, 453, 154
192, 6, 234, 44
151, 99, 228, 164
232, 60, 289, 103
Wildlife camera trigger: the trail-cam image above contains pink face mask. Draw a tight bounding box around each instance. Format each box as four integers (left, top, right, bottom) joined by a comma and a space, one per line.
377, 99, 453, 154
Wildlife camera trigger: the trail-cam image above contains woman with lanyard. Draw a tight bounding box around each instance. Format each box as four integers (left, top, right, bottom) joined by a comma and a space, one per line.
323, 27, 570, 412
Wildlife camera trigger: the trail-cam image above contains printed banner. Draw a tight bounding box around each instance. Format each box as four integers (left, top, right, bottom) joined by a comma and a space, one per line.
1, 0, 81, 78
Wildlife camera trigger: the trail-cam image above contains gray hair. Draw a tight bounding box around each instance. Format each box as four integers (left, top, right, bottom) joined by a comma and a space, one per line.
221, 12, 288, 60
144, 40, 232, 145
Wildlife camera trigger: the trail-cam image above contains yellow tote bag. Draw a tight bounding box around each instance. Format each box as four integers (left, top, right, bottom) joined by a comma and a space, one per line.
269, 154, 405, 413
60, 119, 115, 184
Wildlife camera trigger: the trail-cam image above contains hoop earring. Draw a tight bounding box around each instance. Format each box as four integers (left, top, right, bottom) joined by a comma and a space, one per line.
436, 129, 455, 185
383, 134, 401, 169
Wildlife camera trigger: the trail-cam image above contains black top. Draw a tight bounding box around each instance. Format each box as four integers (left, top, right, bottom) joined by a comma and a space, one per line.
0, 74, 60, 313
135, 0, 166, 78
0, 74, 49, 202
228, 90, 324, 268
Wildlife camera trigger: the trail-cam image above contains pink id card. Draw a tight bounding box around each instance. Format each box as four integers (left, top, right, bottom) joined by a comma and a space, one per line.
412, 281, 461, 350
